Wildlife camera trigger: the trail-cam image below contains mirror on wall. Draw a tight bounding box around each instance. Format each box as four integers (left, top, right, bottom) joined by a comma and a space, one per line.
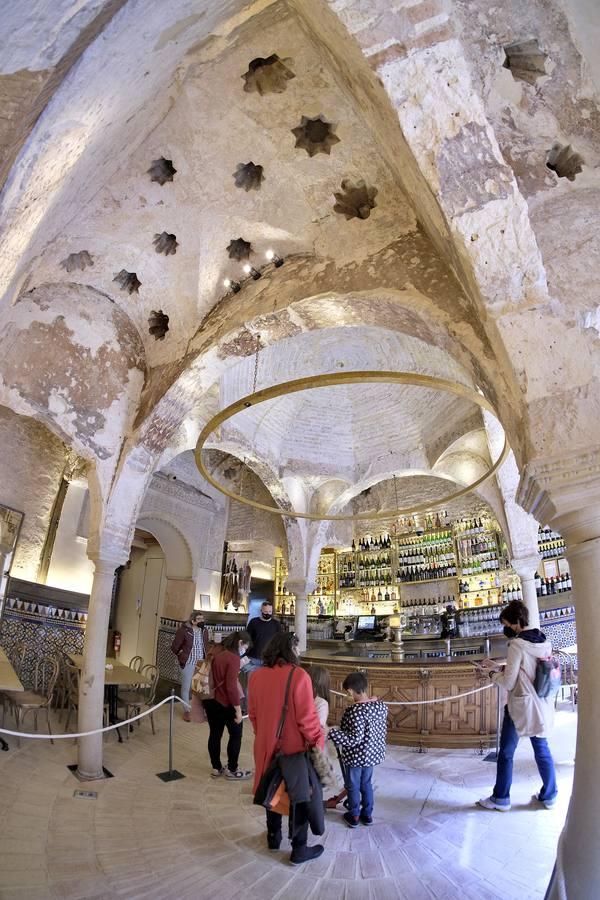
0, 504, 24, 615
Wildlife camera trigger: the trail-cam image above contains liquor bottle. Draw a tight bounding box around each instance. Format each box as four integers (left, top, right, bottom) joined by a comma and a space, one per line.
290, 600, 295, 614
384, 588, 390, 602
377, 588, 383, 603
371, 605, 376, 615
352, 539, 356, 551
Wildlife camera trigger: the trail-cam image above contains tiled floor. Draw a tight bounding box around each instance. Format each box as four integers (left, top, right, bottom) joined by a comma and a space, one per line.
0, 704, 576, 899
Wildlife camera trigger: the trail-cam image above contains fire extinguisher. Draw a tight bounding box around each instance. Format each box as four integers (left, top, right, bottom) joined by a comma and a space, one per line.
113, 630, 121, 655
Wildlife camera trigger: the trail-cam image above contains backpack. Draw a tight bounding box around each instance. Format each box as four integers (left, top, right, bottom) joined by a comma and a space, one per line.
534, 655, 562, 699
191, 658, 216, 700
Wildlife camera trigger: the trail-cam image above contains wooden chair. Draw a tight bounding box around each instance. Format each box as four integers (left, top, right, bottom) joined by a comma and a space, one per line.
4, 655, 59, 747
555, 650, 578, 710
118, 664, 159, 736
64, 661, 109, 742
128, 656, 144, 673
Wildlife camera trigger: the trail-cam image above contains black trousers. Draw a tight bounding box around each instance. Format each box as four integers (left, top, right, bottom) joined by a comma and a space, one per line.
203, 700, 242, 772
266, 802, 309, 849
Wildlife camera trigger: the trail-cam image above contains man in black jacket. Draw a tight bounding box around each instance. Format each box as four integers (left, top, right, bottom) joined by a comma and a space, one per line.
247, 601, 281, 673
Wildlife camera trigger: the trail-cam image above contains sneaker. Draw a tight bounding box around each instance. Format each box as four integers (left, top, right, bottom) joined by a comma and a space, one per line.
343, 811, 360, 828
225, 768, 252, 780
477, 796, 511, 811
290, 844, 325, 865
210, 767, 224, 778
359, 813, 373, 826
533, 793, 557, 809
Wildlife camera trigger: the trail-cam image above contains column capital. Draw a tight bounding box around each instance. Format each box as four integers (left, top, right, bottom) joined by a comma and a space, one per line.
89, 554, 127, 576
286, 579, 314, 597
510, 554, 541, 579
517, 445, 600, 525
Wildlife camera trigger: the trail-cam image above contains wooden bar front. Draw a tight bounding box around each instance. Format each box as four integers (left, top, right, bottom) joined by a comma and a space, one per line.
303, 651, 499, 751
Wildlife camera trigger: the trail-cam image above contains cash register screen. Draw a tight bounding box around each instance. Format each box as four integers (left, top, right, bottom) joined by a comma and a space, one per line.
357, 615, 376, 631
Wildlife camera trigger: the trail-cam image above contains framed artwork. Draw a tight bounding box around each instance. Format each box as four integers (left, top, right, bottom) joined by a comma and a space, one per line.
198, 593, 211, 610
0, 504, 24, 612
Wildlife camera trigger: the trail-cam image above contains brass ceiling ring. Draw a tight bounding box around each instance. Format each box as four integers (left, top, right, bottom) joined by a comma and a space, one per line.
194, 371, 509, 521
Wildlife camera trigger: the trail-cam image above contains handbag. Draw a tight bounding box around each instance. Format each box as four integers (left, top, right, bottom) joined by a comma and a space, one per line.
310, 745, 337, 790
254, 666, 296, 814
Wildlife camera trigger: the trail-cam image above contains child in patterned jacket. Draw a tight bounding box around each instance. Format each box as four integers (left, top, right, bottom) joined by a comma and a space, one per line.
328, 671, 388, 827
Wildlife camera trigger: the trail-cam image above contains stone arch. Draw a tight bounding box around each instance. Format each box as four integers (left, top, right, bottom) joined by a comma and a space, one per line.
135, 515, 193, 580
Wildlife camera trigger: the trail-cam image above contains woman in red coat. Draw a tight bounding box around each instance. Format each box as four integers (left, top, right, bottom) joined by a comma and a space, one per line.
248, 632, 324, 865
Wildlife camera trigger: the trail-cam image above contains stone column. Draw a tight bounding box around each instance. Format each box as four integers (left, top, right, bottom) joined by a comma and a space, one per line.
510, 554, 541, 629
547, 506, 600, 899
287, 580, 309, 652
77, 555, 124, 780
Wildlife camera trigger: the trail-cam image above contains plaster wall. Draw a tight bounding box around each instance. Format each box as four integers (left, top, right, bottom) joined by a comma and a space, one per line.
0, 404, 66, 581
45, 480, 95, 593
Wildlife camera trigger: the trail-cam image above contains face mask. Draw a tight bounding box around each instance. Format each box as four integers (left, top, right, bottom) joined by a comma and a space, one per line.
196, 621, 204, 628
503, 625, 517, 639
239, 646, 247, 657
262, 613, 272, 620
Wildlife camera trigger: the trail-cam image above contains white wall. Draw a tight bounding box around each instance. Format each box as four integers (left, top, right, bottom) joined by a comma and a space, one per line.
46, 480, 94, 594
115, 542, 167, 666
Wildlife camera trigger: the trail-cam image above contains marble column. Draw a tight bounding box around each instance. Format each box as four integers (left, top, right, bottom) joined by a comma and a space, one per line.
77, 555, 123, 780
547, 506, 600, 899
510, 553, 541, 629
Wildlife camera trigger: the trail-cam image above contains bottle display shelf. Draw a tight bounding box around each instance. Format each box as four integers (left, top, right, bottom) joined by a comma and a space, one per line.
398, 575, 458, 586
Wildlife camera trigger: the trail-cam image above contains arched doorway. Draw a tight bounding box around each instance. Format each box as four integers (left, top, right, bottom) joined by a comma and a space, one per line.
115, 516, 193, 667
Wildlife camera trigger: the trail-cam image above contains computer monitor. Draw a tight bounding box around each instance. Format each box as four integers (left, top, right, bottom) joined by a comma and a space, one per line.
357, 615, 376, 631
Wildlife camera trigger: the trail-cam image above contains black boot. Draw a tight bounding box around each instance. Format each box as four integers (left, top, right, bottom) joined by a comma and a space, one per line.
267, 830, 282, 850
290, 844, 325, 865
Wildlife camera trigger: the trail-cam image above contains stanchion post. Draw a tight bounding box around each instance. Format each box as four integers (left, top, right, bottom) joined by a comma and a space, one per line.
157, 689, 185, 782
484, 683, 502, 762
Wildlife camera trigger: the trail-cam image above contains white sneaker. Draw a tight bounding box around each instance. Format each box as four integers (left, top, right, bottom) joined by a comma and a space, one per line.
533, 793, 557, 809
211, 768, 224, 778
477, 796, 511, 811
225, 768, 252, 780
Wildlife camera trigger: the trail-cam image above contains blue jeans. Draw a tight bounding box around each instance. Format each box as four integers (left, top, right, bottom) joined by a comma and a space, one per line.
245, 658, 263, 676
493, 706, 558, 806
346, 766, 374, 818
180, 656, 196, 706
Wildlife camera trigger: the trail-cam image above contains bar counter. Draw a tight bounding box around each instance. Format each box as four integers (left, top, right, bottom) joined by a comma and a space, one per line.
302, 641, 503, 751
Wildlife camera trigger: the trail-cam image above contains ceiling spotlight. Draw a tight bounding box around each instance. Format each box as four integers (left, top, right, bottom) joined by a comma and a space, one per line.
223, 278, 241, 293
265, 249, 284, 267
243, 263, 262, 280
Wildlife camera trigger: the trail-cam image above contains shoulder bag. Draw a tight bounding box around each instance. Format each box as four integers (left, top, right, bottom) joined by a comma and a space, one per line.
253, 666, 296, 816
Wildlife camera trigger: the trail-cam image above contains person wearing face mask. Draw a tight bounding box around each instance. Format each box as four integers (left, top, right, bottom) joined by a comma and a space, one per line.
204, 630, 252, 779
246, 601, 281, 675
477, 599, 558, 812
171, 611, 206, 722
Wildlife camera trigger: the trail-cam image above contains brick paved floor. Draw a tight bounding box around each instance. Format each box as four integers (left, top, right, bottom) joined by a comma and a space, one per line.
0, 703, 576, 899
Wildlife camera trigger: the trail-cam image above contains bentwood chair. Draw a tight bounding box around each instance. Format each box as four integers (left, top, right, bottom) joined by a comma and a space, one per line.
64, 661, 110, 742
4, 655, 59, 747
128, 656, 144, 673
117, 664, 159, 736
555, 650, 578, 710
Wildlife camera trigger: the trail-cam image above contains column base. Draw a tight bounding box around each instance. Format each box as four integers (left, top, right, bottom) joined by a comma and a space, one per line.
69, 763, 114, 781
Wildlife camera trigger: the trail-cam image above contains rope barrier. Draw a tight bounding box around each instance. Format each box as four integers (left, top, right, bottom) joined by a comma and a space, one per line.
331, 682, 495, 706
0, 694, 190, 740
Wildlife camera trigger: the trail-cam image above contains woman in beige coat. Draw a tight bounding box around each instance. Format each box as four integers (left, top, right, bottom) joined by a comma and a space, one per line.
477, 599, 558, 811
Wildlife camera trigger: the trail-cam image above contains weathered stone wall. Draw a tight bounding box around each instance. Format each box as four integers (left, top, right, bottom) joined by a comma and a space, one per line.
0, 404, 67, 580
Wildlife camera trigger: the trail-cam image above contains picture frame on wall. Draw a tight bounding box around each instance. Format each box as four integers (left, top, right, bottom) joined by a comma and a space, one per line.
198, 593, 211, 610
0, 503, 24, 613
